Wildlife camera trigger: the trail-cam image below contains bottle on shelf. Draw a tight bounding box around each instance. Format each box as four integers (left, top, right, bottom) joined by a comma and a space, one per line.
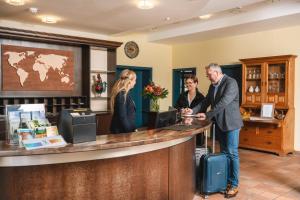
248, 69, 252, 79
248, 85, 254, 93
254, 86, 260, 93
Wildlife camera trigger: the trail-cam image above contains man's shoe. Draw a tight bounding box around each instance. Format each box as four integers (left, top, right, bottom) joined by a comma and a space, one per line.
225, 187, 238, 198
220, 184, 231, 194
226, 184, 232, 192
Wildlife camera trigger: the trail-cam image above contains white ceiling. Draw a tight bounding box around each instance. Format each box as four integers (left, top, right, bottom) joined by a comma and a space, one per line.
1, 0, 300, 43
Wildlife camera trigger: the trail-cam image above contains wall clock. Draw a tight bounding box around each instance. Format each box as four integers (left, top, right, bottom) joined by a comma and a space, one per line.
124, 41, 139, 59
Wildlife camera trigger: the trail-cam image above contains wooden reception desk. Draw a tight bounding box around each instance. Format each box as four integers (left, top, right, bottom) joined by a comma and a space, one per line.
0, 119, 211, 200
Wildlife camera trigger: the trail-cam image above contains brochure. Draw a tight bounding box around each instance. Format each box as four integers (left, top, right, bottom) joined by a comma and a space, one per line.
17, 128, 34, 147
46, 126, 59, 137
34, 127, 47, 138
27, 119, 50, 129
17, 128, 33, 140
22, 135, 67, 150
31, 111, 46, 120
20, 112, 31, 122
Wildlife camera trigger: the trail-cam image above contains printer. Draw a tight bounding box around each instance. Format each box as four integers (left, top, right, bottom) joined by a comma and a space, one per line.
58, 108, 96, 144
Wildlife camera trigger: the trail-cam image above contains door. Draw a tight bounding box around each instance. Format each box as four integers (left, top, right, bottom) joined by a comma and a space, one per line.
172, 68, 196, 106
221, 64, 242, 105
116, 66, 152, 128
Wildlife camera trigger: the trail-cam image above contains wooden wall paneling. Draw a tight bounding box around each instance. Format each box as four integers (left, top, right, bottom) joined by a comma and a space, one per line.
96, 113, 112, 135
0, 26, 122, 115
0, 117, 6, 140
107, 49, 117, 111
0, 26, 122, 48
81, 45, 91, 108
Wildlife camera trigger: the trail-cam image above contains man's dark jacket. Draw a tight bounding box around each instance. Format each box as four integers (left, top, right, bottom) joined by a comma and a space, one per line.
193, 75, 243, 131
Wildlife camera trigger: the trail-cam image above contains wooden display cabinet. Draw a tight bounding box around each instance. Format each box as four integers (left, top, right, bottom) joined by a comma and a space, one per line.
240, 55, 296, 155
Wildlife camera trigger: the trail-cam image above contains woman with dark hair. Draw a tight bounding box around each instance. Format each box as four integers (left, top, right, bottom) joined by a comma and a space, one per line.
174, 74, 205, 110
175, 74, 205, 146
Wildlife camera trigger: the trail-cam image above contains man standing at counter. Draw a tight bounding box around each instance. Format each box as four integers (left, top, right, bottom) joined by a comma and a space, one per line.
184, 63, 243, 198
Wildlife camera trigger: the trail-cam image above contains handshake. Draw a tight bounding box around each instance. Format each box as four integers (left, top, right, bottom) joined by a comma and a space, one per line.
181, 108, 206, 120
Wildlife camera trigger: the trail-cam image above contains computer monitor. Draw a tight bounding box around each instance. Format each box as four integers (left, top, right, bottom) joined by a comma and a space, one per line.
154, 110, 177, 128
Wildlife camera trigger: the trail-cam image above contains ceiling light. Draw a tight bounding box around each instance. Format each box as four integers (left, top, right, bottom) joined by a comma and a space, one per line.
5, 0, 25, 6
138, 0, 154, 10
229, 6, 242, 14
198, 14, 212, 20
29, 7, 38, 14
164, 17, 171, 21
41, 16, 58, 24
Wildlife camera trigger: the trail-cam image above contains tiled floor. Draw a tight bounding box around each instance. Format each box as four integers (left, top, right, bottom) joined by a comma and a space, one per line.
194, 148, 300, 200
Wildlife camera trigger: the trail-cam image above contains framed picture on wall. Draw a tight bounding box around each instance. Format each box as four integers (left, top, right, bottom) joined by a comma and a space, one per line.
261, 103, 274, 119
1, 44, 74, 91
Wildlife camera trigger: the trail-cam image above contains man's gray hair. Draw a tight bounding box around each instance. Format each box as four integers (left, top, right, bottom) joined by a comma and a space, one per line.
206, 63, 222, 73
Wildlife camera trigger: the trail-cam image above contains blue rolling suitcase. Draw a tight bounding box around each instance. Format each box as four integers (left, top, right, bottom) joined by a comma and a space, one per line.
199, 123, 228, 198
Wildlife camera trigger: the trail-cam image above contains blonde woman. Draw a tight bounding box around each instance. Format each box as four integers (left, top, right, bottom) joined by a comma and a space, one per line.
110, 69, 137, 134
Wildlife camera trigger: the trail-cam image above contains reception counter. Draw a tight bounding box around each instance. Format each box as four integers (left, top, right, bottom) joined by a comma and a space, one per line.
0, 119, 211, 200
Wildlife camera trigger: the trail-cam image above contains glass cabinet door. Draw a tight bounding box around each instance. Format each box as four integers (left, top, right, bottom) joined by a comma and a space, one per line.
266, 62, 287, 107
244, 64, 263, 105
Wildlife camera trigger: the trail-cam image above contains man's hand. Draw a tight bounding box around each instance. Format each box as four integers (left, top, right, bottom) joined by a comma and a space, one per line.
183, 117, 193, 125
196, 113, 206, 120
181, 108, 193, 115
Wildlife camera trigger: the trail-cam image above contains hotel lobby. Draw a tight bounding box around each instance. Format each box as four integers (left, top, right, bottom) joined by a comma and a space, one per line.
1, 0, 300, 200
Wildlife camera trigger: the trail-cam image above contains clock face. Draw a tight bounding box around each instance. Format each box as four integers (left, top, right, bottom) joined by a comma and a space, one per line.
124, 41, 139, 59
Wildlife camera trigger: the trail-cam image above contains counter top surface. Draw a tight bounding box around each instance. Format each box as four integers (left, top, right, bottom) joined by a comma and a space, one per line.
0, 119, 211, 157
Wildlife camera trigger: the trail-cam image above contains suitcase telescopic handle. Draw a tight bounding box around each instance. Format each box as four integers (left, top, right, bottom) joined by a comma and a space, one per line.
204, 122, 215, 154
212, 123, 215, 154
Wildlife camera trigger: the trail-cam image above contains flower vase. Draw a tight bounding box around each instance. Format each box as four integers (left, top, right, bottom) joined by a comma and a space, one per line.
150, 99, 160, 112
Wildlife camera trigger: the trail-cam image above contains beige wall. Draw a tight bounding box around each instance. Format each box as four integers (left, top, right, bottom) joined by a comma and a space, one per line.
2, 21, 299, 148
111, 34, 173, 110
172, 25, 300, 150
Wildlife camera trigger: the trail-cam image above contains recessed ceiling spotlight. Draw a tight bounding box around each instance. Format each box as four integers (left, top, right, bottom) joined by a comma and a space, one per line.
29, 7, 38, 14
164, 17, 171, 21
41, 16, 58, 24
198, 14, 212, 20
229, 6, 243, 14
5, 0, 25, 6
138, 0, 154, 10
269, 0, 280, 3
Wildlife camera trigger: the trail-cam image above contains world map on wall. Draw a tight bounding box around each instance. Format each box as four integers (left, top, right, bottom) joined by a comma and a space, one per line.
1, 45, 74, 91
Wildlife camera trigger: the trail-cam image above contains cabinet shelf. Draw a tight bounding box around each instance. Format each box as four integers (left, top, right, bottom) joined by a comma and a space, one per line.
91, 96, 110, 100
246, 92, 261, 95
243, 118, 282, 126
240, 55, 296, 156
246, 78, 261, 81
0, 96, 87, 115
268, 78, 285, 80
90, 69, 116, 74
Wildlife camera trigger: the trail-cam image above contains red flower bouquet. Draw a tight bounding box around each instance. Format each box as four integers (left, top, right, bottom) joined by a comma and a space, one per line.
143, 82, 168, 111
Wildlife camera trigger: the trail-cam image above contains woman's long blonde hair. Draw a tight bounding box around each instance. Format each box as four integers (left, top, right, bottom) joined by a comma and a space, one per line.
110, 69, 136, 112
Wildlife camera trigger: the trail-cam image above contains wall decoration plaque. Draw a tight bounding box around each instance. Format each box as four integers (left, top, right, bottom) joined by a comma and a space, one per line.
1, 44, 74, 91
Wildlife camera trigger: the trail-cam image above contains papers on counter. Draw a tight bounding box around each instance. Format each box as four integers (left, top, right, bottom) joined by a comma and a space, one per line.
22, 135, 67, 150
